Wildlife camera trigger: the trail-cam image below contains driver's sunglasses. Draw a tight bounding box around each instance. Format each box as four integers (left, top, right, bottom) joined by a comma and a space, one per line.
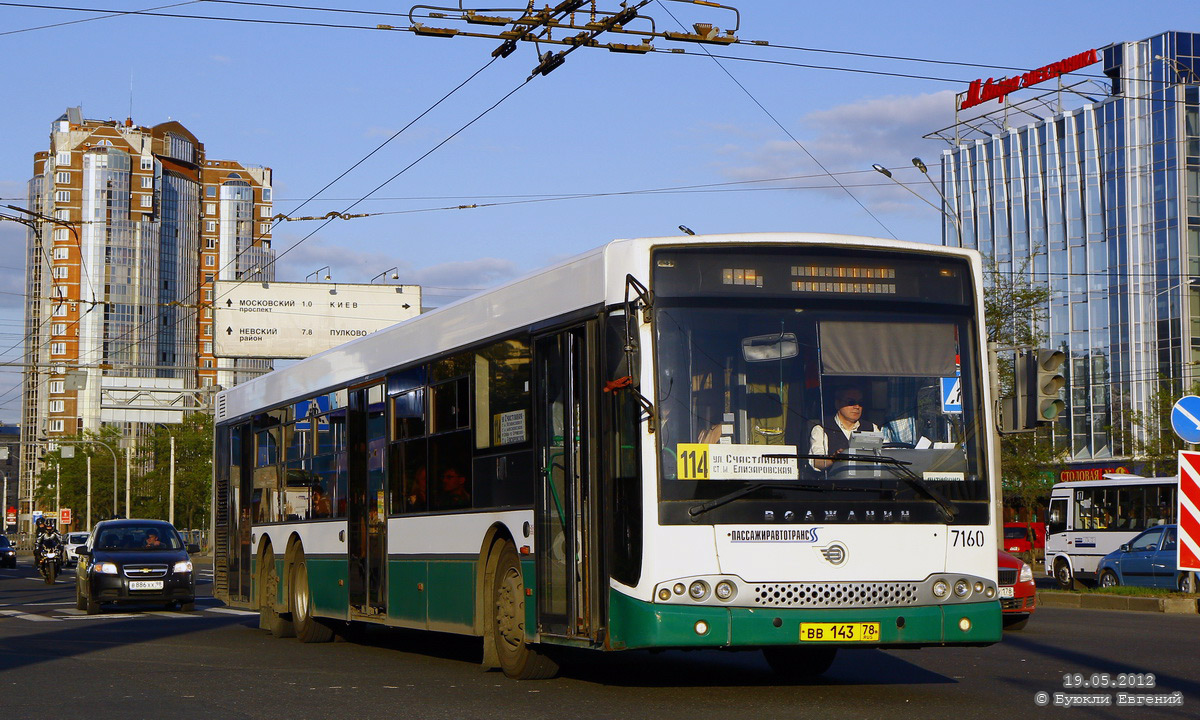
839, 398, 863, 407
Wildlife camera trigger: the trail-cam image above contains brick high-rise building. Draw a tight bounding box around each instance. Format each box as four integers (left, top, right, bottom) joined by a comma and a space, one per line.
19, 106, 274, 531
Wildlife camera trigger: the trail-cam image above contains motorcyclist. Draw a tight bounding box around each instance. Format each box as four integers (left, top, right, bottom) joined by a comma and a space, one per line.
36, 520, 61, 568
33, 516, 46, 562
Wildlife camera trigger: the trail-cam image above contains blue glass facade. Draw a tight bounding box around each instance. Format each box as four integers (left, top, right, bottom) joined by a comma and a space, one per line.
942, 31, 1200, 464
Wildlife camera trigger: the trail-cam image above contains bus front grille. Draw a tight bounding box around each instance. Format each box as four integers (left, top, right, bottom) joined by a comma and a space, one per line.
752, 582, 921, 608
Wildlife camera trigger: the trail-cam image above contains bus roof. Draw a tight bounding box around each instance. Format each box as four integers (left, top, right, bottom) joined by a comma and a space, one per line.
215, 232, 981, 424
1050, 475, 1174, 490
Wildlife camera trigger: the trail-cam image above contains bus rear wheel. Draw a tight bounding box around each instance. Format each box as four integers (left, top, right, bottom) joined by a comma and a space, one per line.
762, 646, 838, 680
291, 555, 333, 643
492, 543, 558, 680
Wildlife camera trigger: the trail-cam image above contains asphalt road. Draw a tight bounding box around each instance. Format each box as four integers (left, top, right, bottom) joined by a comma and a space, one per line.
1, 557, 1196, 719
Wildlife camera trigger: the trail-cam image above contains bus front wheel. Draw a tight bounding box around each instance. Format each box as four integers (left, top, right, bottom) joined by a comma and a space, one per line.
492, 543, 558, 680
762, 646, 838, 680
1054, 559, 1076, 591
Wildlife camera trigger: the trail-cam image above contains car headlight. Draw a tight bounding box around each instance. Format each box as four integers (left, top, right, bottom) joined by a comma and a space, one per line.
95, 562, 119, 575
173, 560, 193, 574
1018, 562, 1033, 583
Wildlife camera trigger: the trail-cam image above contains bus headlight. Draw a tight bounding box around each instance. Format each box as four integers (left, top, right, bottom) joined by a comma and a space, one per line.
688, 580, 710, 601
715, 581, 736, 601
658, 588, 671, 601
673, 583, 686, 596
932, 580, 949, 598
953, 579, 970, 598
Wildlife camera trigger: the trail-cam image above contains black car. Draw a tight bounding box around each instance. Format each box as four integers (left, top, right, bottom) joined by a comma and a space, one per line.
75, 519, 199, 614
0, 535, 15, 568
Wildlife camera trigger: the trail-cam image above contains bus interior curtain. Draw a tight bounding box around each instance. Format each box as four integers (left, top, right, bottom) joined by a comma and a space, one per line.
818, 321, 957, 377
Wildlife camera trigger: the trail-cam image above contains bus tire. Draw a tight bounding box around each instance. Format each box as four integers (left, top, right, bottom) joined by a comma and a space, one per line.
492, 543, 558, 680
1054, 558, 1076, 591
259, 549, 295, 638
291, 554, 334, 643
1098, 570, 1119, 588
762, 646, 838, 680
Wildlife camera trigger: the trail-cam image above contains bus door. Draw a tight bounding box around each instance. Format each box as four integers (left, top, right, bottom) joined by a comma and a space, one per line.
534, 325, 600, 639
236, 422, 254, 604
347, 384, 388, 617
219, 422, 253, 605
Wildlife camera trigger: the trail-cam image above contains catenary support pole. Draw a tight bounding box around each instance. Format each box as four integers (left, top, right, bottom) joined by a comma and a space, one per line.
169, 436, 175, 526
125, 446, 131, 518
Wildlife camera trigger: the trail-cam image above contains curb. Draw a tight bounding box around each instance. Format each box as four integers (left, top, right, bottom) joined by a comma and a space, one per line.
1038, 590, 1199, 614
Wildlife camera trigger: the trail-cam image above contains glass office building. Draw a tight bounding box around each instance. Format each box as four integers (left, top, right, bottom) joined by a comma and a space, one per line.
940, 31, 1199, 464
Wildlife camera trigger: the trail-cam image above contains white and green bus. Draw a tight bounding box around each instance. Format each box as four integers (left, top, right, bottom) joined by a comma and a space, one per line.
212, 232, 1002, 679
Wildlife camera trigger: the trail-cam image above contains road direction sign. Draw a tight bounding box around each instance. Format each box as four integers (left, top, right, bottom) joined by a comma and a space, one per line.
941, 377, 962, 414
1176, 451, 1200, 572
213, 280, 421, 359
1171, 395, 1200, 444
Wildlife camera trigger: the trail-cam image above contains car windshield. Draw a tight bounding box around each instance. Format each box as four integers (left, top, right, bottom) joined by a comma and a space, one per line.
95, 526, 182, 550
1004, 527, 1027, 539
69, 534, 89, 543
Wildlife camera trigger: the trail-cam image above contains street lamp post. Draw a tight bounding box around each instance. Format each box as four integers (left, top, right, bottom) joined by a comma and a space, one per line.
44, 439, 120, 526
872, 162, 964, 246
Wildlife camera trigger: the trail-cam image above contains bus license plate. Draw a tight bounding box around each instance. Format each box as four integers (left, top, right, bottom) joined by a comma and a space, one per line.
129, 580, 163, 591
799, 622, 880, 642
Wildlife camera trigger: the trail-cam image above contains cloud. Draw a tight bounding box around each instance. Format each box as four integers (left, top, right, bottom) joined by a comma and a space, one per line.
718, 90, 960, 215
271, 235, 521, 303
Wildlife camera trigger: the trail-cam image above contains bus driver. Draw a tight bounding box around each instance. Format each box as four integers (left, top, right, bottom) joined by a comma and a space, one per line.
809, 385, 879, 469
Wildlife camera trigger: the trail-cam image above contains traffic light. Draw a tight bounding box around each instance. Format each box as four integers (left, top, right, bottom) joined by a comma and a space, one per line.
1031, 348, 1066, 422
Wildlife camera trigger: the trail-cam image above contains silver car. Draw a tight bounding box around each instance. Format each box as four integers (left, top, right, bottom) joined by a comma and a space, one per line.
63, 532, 90, 566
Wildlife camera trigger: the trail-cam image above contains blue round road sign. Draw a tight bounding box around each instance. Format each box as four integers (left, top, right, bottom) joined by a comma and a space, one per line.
1170, 395, 1200, 444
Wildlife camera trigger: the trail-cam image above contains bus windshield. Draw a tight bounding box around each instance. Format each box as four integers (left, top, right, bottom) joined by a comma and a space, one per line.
652, 250, 987, 525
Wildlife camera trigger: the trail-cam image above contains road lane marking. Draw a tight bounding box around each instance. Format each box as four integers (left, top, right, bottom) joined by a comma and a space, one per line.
206, 607, 258, 616
58, 614, 139, 620
0, 609, 61, 622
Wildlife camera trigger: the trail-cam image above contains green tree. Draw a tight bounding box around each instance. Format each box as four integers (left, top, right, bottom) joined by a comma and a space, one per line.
33, 427, 125, 528
134, 413, 213, 532
1125, 377, 1199, 477
983, 259, 1068, 519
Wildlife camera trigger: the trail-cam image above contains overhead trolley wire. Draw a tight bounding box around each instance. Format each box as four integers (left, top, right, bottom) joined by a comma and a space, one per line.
0, 0, 200, 36
654, 0, 897, 240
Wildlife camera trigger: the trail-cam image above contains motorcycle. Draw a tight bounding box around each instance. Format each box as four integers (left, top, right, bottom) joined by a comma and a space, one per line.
38, 535, 63, 584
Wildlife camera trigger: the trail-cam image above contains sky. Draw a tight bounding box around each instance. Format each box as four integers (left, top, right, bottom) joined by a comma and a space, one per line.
0, 0, 1191, 423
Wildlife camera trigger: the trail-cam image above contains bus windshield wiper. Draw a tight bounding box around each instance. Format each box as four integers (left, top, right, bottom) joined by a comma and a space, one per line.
687, 456, 892, 518
756, 452, 959, 522
827, 452, 959, 521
